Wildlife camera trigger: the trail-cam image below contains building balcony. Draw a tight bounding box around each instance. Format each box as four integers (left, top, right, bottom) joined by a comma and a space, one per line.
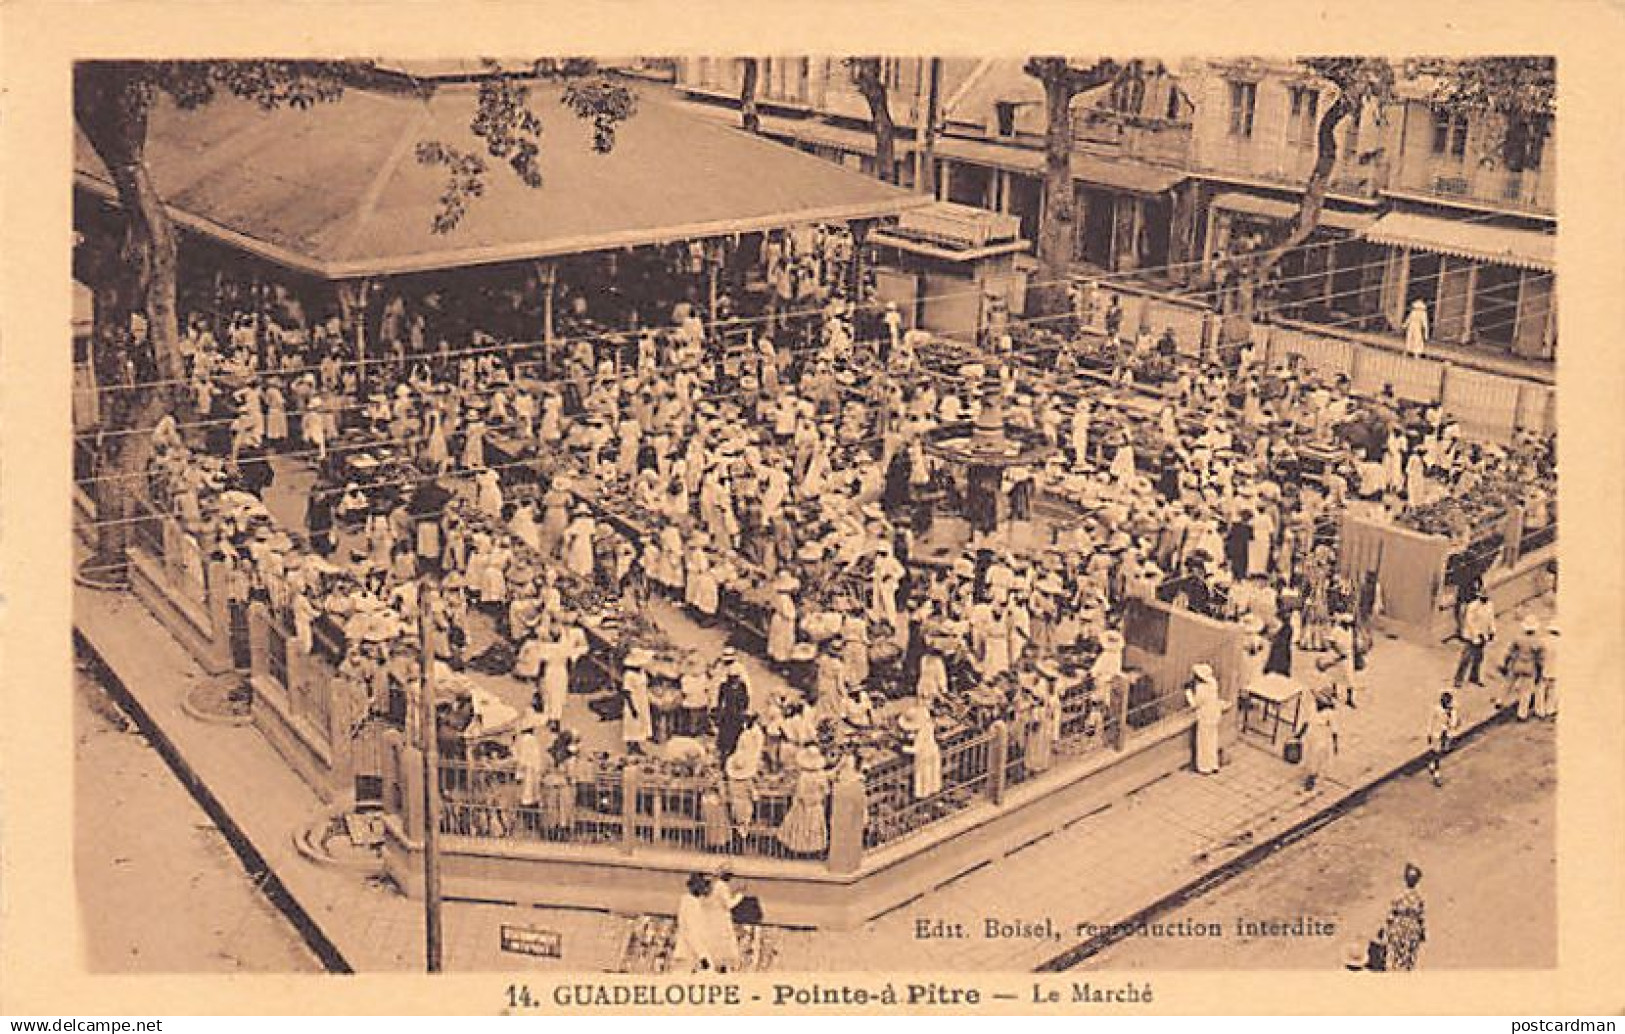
1190, 135, 1381, 198
1388, 156, 1554, 217
1072, 112, 1193, 167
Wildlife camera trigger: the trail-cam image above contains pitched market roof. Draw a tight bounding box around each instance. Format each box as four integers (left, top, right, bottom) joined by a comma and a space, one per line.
74, 81, 928, 279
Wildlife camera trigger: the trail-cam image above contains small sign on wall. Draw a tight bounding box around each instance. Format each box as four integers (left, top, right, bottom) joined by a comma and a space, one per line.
500, 924, 563, 959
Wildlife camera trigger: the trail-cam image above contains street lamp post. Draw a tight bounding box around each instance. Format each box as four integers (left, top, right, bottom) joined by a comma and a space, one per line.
418, 582, 444, 972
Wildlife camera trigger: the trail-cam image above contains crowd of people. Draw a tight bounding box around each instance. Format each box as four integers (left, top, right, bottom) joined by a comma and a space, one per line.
128, 220, 1558, 861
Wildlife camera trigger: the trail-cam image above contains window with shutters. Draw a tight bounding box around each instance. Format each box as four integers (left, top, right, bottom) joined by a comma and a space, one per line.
1228, 80, 1257, 138
1287, 85, 1319, 147
1431, 108, 1469, 159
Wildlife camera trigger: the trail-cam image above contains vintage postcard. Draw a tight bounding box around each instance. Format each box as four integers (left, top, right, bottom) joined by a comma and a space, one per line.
2, 0, 1622, 1018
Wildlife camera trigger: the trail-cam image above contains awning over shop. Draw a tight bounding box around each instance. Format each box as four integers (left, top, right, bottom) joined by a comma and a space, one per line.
74, 82, 929, 280
1360, 210, 1555, 271
679, 100, 908, 159
1211, 192, 1378, 233
773, 117, 910, 157
934, 136, 1186, 195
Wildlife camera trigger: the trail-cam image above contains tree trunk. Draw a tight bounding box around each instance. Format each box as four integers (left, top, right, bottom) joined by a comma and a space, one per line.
850, 58, 897, 183
1227, 92, 1355, 340
110, 158, 183, 384
739, 58, 761, 134
74, 62, 184, 582
1034, 74, 1078, 316
920, 58, 942, 197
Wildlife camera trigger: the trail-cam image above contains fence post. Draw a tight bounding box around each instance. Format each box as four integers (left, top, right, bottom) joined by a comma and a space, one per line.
988, 720, 1009, 805
379, 729, 404, 818
620, 766, 641, 855
323, 659, 347, 781
401, 743, 426, 839
1112, 674, 1132, 752
1502, 506, 1526, 569
248, 602, 273, 696
827, 768, 866, 874
205, 560, 235, 672
1437, 360, 1453, 407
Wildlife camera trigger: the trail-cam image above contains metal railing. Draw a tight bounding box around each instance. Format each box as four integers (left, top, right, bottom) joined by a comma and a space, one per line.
862, 726, 996, 851
429, 672, 1194, 866
130, 496, 167, 562
436, 756, 809, 859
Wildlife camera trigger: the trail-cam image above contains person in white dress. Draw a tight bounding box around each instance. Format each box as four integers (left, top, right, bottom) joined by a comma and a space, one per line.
1403, 299, 1430, 359
1185, 663, 1224, 775
902, 706, 942, 799
621, 652, 654, 752
701, 873, 744, 972
562, 508, 597, 579
916, 644, 948, 705
462, 416, 487, 470
536, 629, 584, 726
870, 542, 905, 629
766, 578, 798, 663
513, 721, 546, 816
304, 396, 328, 461
673, 873, 718, 972
475, 469, 504, 522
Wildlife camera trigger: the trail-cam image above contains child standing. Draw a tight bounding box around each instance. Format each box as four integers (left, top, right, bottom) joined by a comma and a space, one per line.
1425, 689, 1461, 788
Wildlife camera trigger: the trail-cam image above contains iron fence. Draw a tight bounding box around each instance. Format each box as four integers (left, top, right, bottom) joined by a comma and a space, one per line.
862, 726, 995, 851
131, 497, 167, 561
436, 756, 808, 859
432, 681, 1191, 863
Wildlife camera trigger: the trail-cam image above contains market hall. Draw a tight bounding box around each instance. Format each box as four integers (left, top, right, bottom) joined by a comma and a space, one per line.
72, 68, 1558, 929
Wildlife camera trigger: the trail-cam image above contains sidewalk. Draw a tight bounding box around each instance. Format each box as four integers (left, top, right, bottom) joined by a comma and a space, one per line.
769, 605, 1545, 971
74, 574, 1551, 973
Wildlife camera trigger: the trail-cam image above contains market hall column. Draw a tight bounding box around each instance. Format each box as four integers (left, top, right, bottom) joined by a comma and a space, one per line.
533, 260, 559, 373
848, 218, 876, 306
337, 278, 377, 395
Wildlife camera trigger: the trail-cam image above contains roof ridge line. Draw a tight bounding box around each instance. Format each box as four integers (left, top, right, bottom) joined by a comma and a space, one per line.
334, 97, 436, 266
941, 59, 996, 124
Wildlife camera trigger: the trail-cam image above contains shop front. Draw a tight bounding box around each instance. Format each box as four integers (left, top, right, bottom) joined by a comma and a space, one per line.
1202, 191, 1383, 327
1365, 209, 1556, 361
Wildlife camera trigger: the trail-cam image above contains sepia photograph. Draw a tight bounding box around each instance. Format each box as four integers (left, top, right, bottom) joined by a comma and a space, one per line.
58, 49, 1569, 984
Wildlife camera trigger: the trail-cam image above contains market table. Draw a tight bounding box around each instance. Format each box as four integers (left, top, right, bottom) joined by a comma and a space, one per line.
1240, 672, 1306, 746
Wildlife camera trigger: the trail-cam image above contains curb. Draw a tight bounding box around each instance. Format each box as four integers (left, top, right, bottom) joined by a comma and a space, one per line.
291, 802, 390, 875
180, 678, 256, 727
74, 627, 355, 975
1033, 706, 1513, 972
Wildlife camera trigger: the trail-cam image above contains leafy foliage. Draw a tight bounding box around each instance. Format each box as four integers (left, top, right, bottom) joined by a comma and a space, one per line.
414, 58, 638, 232
563, 76, 638, 153
153, 59, 358, 111
1413, 55, 1555, 117
414, 141, 489, 236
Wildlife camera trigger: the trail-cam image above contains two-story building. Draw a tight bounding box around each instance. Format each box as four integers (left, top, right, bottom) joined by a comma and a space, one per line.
1178, 59, 1391, 323
671, 57, 1198, 281
1363, 80, 1555, 361
1170, 59, 1554, 364
670, 56, 1556, 367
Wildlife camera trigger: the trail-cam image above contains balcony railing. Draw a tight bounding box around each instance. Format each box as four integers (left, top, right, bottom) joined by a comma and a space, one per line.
1190, 134, 1380, 197
1392, 156, 1554, 215
1073, 112, 1194, 166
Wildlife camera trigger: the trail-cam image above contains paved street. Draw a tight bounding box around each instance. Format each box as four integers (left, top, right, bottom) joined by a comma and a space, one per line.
74, 662, 321, 973
1083, 718, 1556, 970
